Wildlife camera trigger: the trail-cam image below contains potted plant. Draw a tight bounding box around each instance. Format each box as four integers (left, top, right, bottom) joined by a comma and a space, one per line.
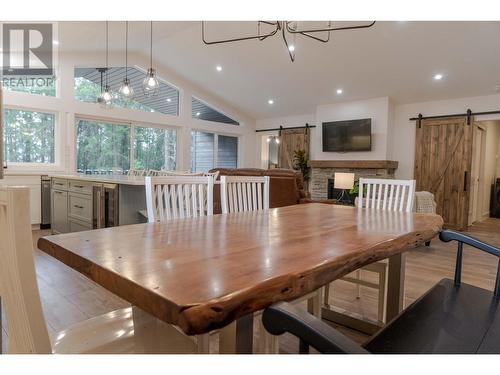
293, 149, 311, 196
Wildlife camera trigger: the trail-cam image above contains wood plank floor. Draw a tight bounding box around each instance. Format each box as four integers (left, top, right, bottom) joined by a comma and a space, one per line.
2, 218, 500, 353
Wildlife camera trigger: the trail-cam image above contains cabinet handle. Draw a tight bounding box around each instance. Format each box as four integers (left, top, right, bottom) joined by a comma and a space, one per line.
55, 183, 64, 186
74, 185, 84, 188
73, 205, 84, 209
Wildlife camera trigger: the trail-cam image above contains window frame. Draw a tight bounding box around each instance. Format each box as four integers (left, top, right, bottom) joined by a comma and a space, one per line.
191, 96, 240, 126
74, 115, 180, 173
73, 65, 181, 117
191, 129, 240, 172
3, 105, 62, 170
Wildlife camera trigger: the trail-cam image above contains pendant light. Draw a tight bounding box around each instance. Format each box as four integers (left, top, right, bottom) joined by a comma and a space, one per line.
119, 21, 134, 99
98, 21, 113, 108
142, 21, 159, 96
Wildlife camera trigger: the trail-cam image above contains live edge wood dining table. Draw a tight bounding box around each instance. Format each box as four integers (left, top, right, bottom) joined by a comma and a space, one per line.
37, 203, 443, 353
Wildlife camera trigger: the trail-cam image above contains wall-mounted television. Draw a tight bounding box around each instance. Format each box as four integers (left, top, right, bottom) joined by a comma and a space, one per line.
322, 118, 372, 152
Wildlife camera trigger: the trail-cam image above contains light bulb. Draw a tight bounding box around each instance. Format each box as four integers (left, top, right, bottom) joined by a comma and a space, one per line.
275, 138, 280, 144
266, 137, 271, 143
196, 112, 200, 116
288, 45, 295, 52
119, 78, 134, 99
98, 85, 113, 108
102, 91, 111, 101
142, 68, 160, 96
147, 77, 157, 87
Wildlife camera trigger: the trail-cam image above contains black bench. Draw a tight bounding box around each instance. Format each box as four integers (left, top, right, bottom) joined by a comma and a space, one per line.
262, 230, 500, 354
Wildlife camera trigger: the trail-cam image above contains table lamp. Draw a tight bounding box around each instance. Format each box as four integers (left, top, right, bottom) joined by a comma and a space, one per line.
334, 172, 355, 203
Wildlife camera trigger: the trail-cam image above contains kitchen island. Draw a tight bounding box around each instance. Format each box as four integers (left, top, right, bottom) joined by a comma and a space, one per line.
49, 174, 147, 234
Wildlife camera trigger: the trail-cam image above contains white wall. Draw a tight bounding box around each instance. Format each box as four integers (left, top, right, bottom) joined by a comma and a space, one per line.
255, 93, 500, 181
393, 93, 500, 179
315, 97, 392, 161
255, 97, 394, 165
3, 50, 257, 175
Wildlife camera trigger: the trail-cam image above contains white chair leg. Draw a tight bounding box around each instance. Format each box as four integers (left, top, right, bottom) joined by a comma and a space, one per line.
307, 287, 323, 318
377, 267, 387, 323
196, 333, 210, 354
218, 321, 236, 354
323, 283, 331, 308
257, 316, 279, 354
356, 270, 362, 299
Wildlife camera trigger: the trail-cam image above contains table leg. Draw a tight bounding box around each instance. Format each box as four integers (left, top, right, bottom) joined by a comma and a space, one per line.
219, 314, 254, 354
386, 253, 406, 321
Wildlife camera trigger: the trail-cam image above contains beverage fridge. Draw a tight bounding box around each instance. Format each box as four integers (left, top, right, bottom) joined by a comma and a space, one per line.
92, 183, 119, 229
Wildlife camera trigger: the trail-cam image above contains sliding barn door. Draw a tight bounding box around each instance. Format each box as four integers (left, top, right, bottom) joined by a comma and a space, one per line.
414, 117, 473, 230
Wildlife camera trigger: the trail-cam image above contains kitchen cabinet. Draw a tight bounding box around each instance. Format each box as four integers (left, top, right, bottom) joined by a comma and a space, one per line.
52, 189, 69, 234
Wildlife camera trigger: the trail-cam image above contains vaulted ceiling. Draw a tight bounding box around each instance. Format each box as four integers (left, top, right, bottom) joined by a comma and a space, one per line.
59, 21, 500, 119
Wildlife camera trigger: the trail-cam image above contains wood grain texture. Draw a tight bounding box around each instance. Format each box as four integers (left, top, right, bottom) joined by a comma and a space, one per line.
414, 117, 472, 230
309, 160, 398, 170
37, 203, 443, 335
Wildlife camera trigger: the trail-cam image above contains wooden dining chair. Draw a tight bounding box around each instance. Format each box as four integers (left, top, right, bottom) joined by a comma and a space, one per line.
144, 176, 214, 352
263, 230, 500, 354
219, 175, 322, 353
0, 186, 198, 354
145, 176, 214, 223
325, 178, 416, 323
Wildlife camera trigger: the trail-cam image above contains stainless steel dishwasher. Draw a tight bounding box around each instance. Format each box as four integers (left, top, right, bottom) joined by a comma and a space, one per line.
41, 175, 51, 229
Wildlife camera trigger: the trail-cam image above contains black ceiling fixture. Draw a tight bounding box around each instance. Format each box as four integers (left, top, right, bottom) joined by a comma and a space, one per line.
202, 21, 376, 62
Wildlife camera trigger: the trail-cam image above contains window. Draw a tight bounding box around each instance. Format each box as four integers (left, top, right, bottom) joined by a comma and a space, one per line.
2, 77, 56, 96
217, 135, 238, 168
3, 108, 55, 164
192, 97, 239, 125
76, 119, 130, 173
191, 131, 214, 172
191, 131, 238, 172
76, 119, 178, 174
74, 67, 179, 116
133, 126, 177, 171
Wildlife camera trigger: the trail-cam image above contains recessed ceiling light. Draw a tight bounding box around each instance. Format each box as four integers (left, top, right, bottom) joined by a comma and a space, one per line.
288, 45, 295, 52
196, 112, 200, 116
434, 73, 443, 80
336, 89, 343, 95
216, 65, 222, 72
166, 98, 172, 102
268, 99, 274, 105
53, 40, 59, 45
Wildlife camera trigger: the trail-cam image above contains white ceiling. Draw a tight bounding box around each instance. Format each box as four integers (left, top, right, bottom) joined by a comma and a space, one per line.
59, 21, 500, 119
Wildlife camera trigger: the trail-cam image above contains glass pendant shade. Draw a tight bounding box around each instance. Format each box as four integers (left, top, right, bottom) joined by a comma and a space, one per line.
119, 78, 134, 99
142, 68, 160, 96
98, 85, 113, 108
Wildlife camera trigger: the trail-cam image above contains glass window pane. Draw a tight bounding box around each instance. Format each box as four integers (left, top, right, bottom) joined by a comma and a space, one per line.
74, 67, 179, 116
76, 119, 130, 174
217, 135, 238, 168
191, 131, 214, 172
2, 77, 56, 96
3, 108, 55, 164
192, 97, 239, 125
133, 126, 177, 171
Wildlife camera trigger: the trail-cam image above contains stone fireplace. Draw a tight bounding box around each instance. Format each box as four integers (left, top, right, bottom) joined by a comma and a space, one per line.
309, 160, 398, 200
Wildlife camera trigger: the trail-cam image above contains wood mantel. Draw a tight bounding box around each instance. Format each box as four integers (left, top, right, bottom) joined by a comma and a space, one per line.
309, 160, 398, 170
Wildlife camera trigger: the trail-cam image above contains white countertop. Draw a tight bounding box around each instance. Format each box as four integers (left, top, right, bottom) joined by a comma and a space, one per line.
49, 174, 146, 186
